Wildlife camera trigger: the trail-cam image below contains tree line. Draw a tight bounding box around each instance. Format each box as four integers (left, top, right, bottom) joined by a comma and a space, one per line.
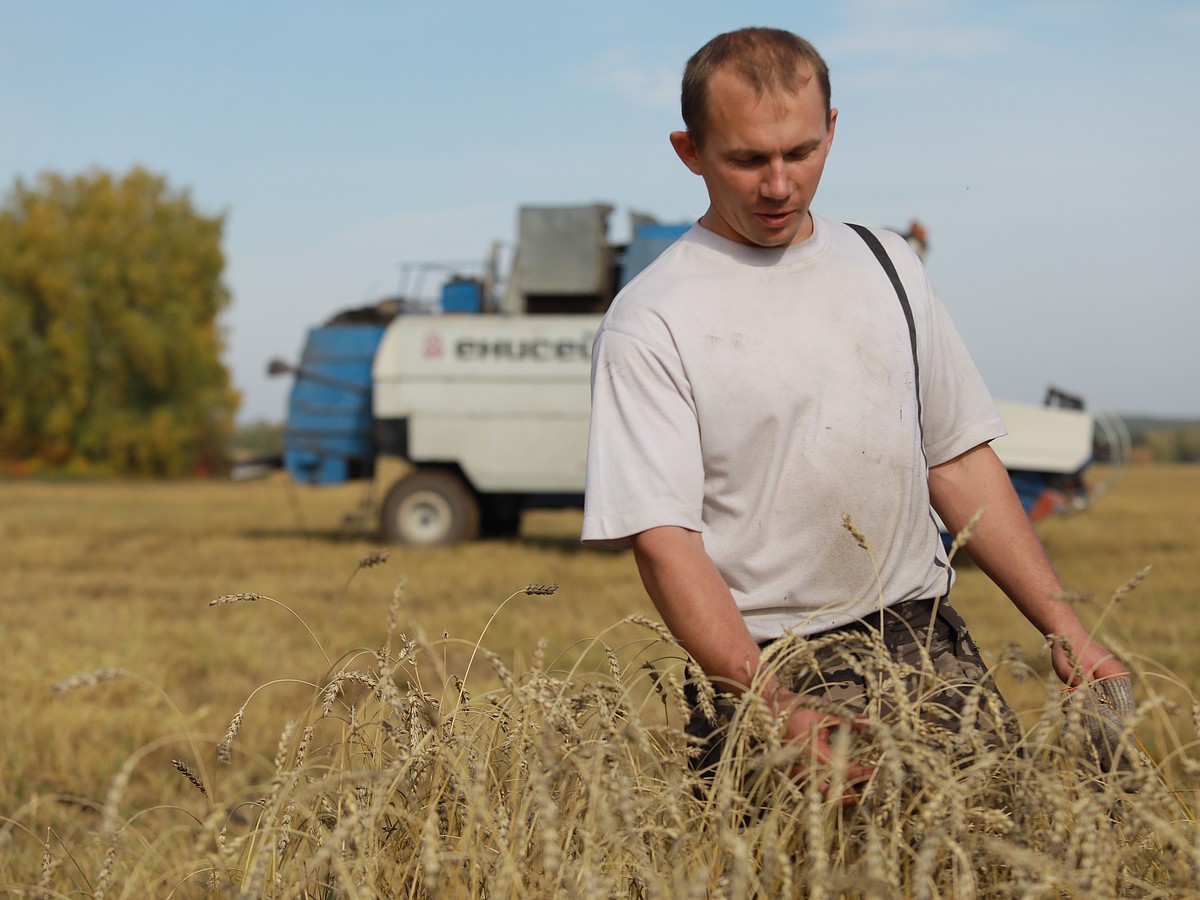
0, 167, 239, 476
1140, 426, 1200, 464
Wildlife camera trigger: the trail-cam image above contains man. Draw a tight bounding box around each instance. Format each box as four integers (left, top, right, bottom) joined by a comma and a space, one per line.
581, 28, 1126, 783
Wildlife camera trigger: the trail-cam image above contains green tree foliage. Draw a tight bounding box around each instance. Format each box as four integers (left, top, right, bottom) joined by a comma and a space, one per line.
0, 167, 240, 475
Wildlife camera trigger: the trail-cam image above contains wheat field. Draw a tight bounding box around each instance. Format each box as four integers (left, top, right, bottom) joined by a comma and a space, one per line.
1, 463, 1198, 896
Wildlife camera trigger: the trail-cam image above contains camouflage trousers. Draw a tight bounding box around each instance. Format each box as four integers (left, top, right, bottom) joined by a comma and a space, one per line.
685, 597, 1021, 777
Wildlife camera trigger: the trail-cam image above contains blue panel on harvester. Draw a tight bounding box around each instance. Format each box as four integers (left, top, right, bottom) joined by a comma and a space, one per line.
441, 279, 483, 313
619, 222, 691, 289
283, 323, 387, 485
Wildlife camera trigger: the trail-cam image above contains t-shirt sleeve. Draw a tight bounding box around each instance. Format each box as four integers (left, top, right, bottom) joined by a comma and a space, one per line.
581, 326, 706, 548
917, 285, 1008, 466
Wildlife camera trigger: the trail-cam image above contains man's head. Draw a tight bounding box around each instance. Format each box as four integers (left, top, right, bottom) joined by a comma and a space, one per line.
681, 28, 831, 152
671, 28, 837, 248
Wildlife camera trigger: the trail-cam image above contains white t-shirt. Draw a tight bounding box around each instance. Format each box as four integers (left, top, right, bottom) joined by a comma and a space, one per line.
582, 216, 1006, 642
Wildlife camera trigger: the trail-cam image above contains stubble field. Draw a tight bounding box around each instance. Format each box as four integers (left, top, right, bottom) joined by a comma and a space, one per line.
2, 462, 1198, 896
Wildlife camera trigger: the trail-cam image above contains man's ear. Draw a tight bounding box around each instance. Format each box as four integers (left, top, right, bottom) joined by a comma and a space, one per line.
669, 131, 703, 175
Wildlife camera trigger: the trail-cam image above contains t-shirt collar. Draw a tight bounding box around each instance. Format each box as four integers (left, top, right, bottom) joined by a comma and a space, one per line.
685, 214, 829, 268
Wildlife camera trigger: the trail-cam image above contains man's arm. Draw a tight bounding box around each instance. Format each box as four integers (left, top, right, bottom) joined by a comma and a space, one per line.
927, 442, 1126, 685
631, 525, 869, 778
632, 526, 758, 682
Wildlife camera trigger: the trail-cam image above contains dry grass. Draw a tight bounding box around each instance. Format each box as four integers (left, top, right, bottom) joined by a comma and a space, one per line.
1, 463, 1198, 896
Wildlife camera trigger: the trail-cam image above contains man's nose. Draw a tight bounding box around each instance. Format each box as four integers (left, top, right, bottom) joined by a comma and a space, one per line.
761, 160, 791, 199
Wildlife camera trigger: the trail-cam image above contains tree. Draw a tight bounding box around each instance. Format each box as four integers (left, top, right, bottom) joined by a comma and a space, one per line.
1144, 426, 1200, 464
0, 167, 240, 476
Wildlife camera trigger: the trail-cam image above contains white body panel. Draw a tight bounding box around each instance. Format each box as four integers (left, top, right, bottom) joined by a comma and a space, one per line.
373, 315, 600, 493
992, 401, 1094, 473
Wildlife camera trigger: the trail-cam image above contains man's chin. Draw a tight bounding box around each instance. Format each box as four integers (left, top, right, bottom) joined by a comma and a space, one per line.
748, 227, 800, 248
701, 211, 805, 247
746, 213, 809, 248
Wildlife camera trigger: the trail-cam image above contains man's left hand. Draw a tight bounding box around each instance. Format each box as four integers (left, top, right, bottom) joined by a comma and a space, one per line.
1050, 626, 1128, 686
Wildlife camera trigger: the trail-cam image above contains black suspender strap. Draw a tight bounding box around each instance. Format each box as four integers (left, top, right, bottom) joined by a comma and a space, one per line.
848, 222, 952, 576
846, 223, 924, 435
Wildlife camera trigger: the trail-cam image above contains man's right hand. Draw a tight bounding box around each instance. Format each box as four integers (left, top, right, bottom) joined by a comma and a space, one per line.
633, 527, 874, 803
780, 695, 875, 804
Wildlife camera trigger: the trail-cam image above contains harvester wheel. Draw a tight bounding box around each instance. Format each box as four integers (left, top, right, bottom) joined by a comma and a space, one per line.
380, 469, 480, 546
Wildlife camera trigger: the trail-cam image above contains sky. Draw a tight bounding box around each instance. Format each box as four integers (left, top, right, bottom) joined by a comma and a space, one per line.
3, 0, 1198, 422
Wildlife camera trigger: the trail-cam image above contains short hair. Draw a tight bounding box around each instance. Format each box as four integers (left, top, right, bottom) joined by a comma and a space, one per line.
681, 28, 832, 149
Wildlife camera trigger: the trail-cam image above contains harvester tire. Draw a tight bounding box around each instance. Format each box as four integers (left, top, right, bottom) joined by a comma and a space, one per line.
380, 469, 480, 546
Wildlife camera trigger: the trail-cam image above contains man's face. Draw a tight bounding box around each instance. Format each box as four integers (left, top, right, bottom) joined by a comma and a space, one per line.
671, 65, 837, 248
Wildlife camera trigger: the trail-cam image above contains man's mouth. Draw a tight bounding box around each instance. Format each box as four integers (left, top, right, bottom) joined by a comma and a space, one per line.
757, 211, 793, 227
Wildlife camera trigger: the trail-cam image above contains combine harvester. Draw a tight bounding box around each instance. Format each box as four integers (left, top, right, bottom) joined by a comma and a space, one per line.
991, 388, 1129, 528
267, 204, 1128, 546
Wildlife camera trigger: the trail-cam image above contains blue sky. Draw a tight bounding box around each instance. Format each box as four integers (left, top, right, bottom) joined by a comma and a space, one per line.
4, 0, 1197, 421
